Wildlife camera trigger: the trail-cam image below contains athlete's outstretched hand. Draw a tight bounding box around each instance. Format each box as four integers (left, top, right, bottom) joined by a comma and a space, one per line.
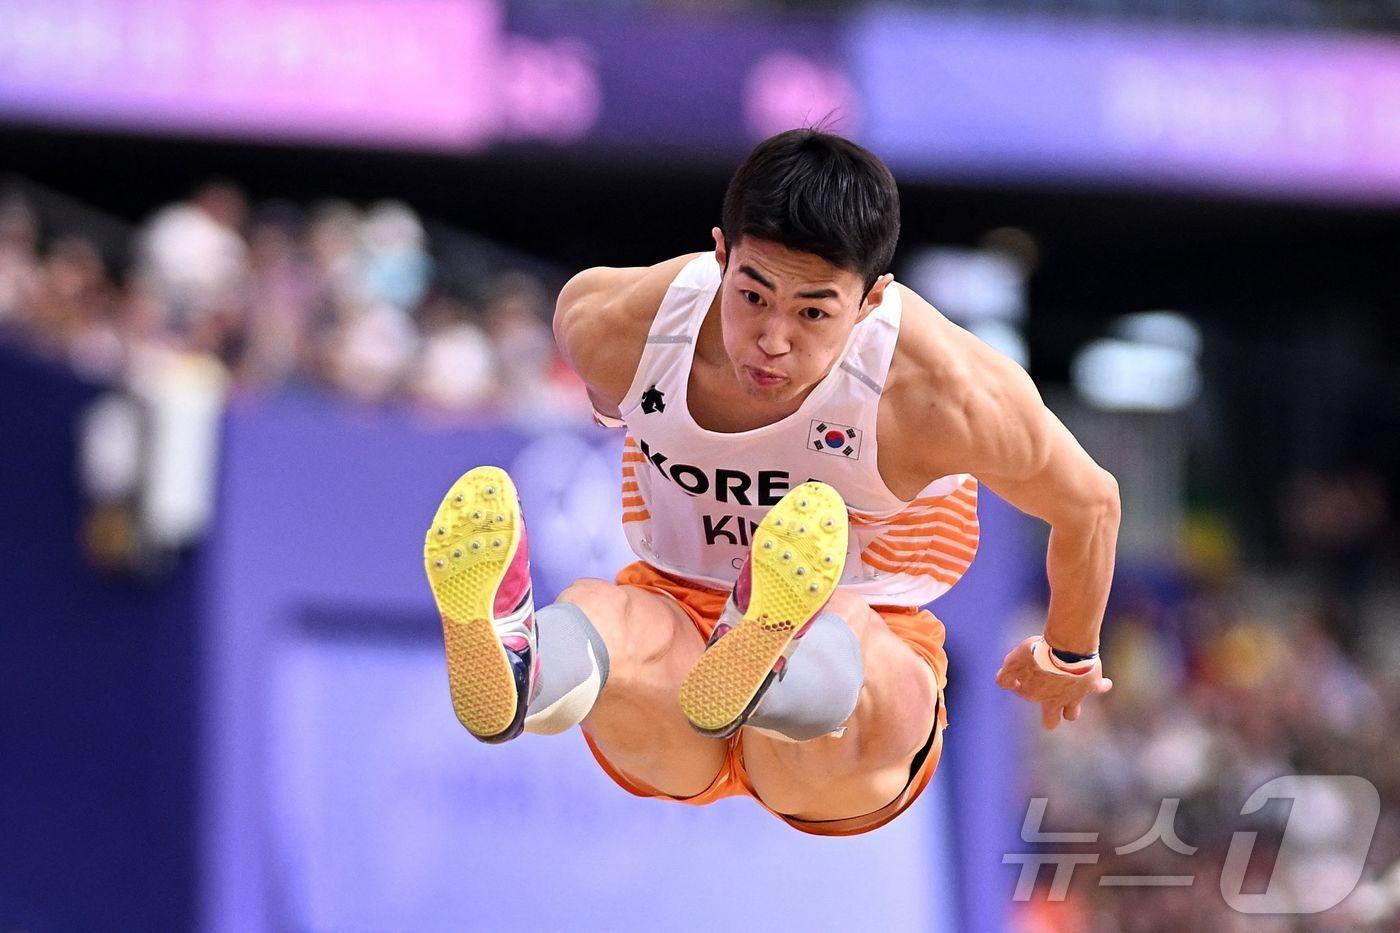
995, 636, 1113, 730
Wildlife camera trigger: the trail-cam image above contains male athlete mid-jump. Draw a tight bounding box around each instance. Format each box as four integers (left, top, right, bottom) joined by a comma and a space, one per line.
424, 129, 1119, 836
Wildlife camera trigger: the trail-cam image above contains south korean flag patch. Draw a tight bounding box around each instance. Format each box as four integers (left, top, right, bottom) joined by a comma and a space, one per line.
810, 419, 862, 459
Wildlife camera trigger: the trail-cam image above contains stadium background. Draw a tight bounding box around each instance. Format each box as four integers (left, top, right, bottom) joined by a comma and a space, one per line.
2, 1, 1399, 930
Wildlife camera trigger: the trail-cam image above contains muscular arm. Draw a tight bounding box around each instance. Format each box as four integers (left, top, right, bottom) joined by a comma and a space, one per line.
890, 288, 1121, 656
553, 253, 703, 418
970, 377, 1120, 657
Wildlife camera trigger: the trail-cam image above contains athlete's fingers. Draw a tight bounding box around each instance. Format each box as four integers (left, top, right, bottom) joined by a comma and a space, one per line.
995, 667, 1016, 689
997, 674, 1026, 694
1041, 701, 1060, 730
1063, 702, 1081, 721
1095, 678, 1114, 695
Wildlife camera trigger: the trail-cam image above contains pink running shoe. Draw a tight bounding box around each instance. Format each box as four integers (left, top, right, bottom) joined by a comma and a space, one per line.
679, 481, 849, 739
424, 466, 536, 744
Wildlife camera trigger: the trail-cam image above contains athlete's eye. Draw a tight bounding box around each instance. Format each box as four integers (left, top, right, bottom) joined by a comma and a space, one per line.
801, 307, 828, 321
740, 290, 762, 305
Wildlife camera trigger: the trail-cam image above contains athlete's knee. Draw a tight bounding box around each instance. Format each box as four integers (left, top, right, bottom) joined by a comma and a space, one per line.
748, 611, 864, 741
822, 589, 871, 630
556, 577, 624, 620
782, 592, 933, 755
853, 642, 938, 768
556, 578, 675, 671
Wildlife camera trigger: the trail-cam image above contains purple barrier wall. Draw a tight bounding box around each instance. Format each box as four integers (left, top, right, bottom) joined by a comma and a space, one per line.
0, 347, 199, 931
200, 391, 1032, 931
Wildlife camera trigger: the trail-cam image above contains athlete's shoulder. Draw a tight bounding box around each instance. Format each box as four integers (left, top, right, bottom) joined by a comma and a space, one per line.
557, 252, 702, 322
554, 252, 706, 412
555, 254, 703, 343
883, 283, 1042, 467
885, 283, 984, 398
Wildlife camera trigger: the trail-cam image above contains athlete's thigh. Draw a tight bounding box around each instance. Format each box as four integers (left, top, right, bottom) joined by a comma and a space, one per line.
742, 591, 939, 820
564, 579, 727, 797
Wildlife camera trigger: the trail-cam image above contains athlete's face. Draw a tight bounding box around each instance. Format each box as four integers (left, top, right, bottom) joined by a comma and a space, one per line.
712, 228, 892, 403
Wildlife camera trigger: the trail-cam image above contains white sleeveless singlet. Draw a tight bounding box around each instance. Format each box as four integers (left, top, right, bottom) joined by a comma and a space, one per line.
611, 253, 979, 608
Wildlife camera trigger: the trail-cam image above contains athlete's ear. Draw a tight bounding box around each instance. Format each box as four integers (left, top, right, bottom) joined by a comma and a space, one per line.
857, 273, 895, 321
712, 227, 727, 270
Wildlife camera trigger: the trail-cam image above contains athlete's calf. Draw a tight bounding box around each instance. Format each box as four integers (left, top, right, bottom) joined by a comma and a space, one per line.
557, 578, 729, 797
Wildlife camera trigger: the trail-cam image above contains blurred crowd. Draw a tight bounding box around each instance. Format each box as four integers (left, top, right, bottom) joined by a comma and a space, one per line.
0, 182, 590, 423
1015, 549, 1400, 932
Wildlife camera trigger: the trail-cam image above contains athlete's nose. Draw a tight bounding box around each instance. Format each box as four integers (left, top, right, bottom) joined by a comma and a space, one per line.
756, 322, 791, 357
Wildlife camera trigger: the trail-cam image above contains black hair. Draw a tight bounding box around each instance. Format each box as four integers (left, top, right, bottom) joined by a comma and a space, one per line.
721, 128, 900, 295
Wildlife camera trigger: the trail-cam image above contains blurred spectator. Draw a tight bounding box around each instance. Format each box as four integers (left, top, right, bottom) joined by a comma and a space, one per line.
410, 291, 497, 413
237, 205, 320, 389
485, 272, 556, 407
31, 235, 122, 378
118, 274, 180, 355
0, 196, 41, 330
1282, 467, 1391, 654
136, 182, 248, 333
483, 270, 592, 422
307, 199, 365, 316
329, 300, 420, 403
359, 200, 433, 313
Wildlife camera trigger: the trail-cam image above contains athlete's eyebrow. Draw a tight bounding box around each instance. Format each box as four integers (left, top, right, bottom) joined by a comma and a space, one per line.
738, 265, 775, 290
739, 264, 840, 301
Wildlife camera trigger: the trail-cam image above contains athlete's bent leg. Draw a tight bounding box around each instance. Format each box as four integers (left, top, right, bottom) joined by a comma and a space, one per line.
746, 609, 864, 741
558, 578, 728, 798
425, 464, 723, 792
741, 588, 939, 822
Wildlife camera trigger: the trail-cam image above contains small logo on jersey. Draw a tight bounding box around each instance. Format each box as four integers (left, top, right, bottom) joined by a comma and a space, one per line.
640, 385, 666, 414
810, 419, 861, 459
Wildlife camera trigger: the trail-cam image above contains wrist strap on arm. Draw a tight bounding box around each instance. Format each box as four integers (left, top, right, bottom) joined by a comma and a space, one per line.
1050, 645, 1098, 664
1031, 636, 1099, 676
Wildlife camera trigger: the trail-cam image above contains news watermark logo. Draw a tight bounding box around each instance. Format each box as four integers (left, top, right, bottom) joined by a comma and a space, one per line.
1004, 775, 1381, 915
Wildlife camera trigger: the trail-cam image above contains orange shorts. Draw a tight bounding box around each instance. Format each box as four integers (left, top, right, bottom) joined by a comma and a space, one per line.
582, 561, 951, 837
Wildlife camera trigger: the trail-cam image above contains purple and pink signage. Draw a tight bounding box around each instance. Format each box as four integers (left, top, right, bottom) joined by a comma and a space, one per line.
5, 0, 1400, 203
507, 8, 856, 155
0, 0, 501, 149
849, 10, 1400, 202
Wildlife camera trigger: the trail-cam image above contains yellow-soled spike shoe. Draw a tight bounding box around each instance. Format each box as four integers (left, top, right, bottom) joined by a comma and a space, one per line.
678, 481, 849, 739
424, 466, 536, 744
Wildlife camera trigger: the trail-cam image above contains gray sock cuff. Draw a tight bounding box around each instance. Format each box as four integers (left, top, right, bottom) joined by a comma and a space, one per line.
526, 600, 610, 721
749, 610, 864, 742
556, 600, 610, 688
